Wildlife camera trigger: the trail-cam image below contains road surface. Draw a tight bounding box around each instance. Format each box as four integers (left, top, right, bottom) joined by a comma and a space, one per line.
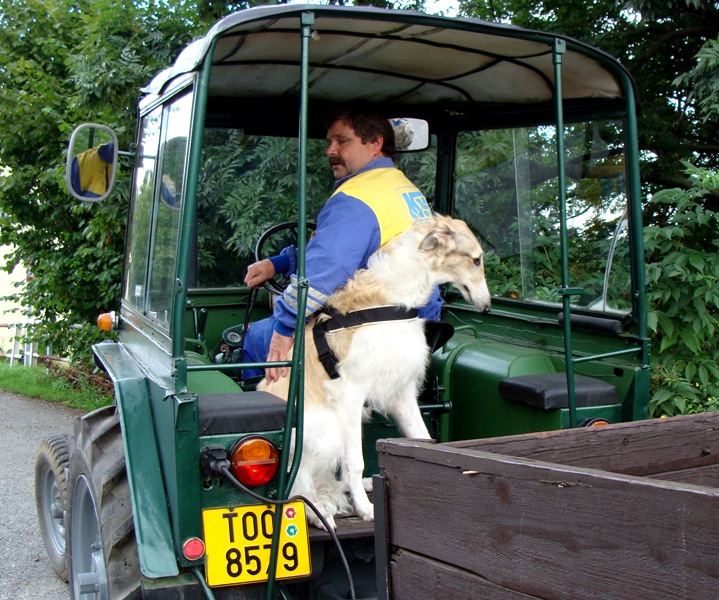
0, 390, 80, 600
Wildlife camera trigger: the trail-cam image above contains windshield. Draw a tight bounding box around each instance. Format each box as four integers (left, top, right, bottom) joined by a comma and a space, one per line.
452, 119, 631, 315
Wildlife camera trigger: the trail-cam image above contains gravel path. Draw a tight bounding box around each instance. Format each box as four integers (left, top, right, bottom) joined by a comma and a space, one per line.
0, 390, 80, 600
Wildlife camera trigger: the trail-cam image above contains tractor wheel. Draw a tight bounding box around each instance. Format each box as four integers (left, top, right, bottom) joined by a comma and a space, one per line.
35, 434, 72, 582
66, 405, 141, 599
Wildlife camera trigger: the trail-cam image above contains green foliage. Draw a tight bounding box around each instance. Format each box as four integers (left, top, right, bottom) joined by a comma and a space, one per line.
675, 36, 719, 123
645, 164, 719, 416
194, 130, 332, 287
0, 0, 436, 366
0, 0, 221, 366
1, 0, 718, 425
453, 123, 631, 310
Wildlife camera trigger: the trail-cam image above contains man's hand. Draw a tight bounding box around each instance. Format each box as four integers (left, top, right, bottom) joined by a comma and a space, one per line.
265, 330, 294, 382
244, 259, 275, 288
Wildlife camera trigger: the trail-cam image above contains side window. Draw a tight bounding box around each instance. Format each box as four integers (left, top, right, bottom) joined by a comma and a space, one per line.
146, 92, 193, 325
194, 129, 331, 289
122, 106, 161, 311
452, 121, 630, 314
122, 91, 193, 326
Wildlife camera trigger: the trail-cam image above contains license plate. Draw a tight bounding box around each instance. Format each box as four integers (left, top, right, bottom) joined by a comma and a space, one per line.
202, 502, 311, 587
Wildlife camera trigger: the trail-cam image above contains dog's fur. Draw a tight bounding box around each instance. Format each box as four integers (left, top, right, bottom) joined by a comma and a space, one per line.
259, 215, 491, 529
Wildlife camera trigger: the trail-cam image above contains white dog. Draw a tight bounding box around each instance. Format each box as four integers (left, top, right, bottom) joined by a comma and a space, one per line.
259, 215, 491, 529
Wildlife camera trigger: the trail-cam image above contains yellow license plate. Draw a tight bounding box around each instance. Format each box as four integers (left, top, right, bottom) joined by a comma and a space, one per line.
202, 502, 311, 587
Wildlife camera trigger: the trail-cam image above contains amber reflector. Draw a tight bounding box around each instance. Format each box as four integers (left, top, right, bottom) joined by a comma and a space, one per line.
97, 311, 115, 331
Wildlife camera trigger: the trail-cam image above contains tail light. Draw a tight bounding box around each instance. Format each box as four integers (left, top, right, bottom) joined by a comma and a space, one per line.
580, 418, 611, 427
230, 436, 279, 487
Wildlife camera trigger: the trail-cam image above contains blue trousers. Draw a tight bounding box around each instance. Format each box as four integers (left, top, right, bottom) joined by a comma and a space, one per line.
241, 317, 276, 379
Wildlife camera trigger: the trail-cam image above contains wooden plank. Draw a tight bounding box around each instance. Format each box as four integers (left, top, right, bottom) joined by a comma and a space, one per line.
446, 413, 719, 477
648, 463, 719, 488
378, 438, 719, 600
308, 516, 374, 542
390, 549, 540, 600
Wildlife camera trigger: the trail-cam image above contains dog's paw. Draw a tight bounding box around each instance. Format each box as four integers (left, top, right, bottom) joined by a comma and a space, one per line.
358, 508, 374, 522
354, 500, 374, 522
362, 477, 373, 493
306, 509, 336, 532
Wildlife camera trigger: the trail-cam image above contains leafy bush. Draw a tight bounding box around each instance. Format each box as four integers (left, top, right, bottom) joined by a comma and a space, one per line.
645, 163, 719, 416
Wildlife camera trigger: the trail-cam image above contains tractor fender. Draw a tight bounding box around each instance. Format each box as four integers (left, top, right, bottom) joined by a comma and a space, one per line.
92, 341, 179, 579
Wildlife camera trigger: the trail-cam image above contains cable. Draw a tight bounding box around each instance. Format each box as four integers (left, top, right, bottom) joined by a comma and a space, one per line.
218, 465, 356, 600
209, 459, 357, 600
192, 566, 216, 600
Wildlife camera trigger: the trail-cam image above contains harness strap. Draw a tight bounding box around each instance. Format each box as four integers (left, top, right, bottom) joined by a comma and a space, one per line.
313, 305, 420, 379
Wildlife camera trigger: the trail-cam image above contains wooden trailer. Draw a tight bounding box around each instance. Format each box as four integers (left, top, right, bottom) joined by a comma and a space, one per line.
374, 413, 719, 600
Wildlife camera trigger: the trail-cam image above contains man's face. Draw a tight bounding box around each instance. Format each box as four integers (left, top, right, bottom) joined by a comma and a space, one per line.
325, 119, 383, 180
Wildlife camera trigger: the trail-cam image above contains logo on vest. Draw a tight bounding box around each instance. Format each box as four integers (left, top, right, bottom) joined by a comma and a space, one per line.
402, 190, 431, 219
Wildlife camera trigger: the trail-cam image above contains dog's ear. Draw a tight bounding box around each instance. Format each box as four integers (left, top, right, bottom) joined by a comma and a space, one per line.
420, 224, 456, 255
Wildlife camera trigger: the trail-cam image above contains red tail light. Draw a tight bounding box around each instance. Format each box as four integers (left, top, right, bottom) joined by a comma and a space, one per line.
230, 436, 279, 487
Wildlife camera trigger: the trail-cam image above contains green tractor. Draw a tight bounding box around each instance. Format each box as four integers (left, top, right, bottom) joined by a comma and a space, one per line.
34, 5, 649, 599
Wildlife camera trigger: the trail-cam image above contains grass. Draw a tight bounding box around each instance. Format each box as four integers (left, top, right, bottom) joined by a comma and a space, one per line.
0, 361, 114, 412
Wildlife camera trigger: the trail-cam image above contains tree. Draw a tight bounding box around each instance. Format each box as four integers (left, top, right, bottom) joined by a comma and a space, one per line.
644, 166, 719, 416
644, 19, 719, 416
3, 0, 719, 415
0, 0, 244, 364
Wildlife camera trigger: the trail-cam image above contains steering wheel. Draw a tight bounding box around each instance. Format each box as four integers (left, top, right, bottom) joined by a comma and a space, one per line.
254, 221, 316, 295
216, 220, 317, 370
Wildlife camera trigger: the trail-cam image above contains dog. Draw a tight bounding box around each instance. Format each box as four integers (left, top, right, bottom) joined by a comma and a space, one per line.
259, 215, 491, 529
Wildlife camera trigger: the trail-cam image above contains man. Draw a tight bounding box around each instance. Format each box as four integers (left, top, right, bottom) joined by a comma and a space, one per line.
243, 102, 442, 381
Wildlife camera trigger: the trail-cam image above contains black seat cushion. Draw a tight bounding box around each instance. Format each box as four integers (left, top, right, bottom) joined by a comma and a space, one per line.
198, 391, 289, 435
499, 373, 617, 410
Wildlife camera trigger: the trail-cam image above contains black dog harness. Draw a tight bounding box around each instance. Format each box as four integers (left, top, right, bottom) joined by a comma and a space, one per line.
312, 305, 420, 379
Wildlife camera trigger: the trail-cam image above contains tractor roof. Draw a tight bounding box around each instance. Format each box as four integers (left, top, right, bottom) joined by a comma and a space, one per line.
141, 4, 634, 116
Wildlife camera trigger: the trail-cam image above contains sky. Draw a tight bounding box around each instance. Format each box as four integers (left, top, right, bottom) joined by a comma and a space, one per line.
286, 0, 459, 18
417, 0, 459, 16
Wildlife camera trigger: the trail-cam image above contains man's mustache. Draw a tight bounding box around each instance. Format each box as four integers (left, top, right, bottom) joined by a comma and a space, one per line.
328, 156, 344, 166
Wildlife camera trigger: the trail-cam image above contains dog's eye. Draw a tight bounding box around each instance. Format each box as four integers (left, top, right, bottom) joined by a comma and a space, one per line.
473, 257, 482, 267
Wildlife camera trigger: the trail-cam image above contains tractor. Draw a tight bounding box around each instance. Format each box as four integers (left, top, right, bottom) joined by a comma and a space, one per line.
34, 5, 648, 599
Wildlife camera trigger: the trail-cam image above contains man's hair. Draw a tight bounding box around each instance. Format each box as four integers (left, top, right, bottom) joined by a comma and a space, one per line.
325, 101, 397, 159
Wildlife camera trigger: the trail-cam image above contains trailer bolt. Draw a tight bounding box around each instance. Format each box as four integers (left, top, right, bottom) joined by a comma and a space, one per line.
702, 447, 711, 456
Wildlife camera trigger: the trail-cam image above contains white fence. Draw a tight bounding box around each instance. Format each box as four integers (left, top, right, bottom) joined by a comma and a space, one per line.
0, 323, 59, 367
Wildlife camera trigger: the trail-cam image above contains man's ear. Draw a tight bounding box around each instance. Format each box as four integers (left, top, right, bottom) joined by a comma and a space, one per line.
370, 134, 384, 157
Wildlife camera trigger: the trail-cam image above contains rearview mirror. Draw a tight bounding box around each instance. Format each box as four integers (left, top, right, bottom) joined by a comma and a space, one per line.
390, 118, 429, 152
66, 124, 119, 202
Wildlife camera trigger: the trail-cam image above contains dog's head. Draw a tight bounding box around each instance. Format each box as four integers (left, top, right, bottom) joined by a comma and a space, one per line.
419, 216, 491, 313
